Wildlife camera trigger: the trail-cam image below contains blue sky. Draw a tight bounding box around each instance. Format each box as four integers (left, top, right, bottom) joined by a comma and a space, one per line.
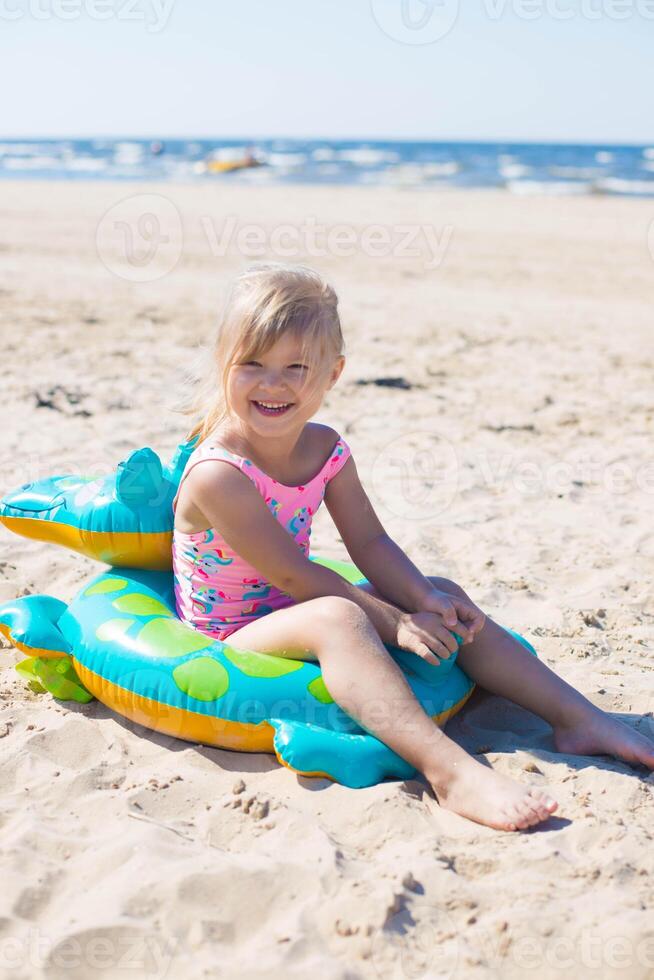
1, 0, 651, 142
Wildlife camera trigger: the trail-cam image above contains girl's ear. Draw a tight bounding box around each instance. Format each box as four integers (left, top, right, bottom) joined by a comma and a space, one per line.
328, 355, 345, 389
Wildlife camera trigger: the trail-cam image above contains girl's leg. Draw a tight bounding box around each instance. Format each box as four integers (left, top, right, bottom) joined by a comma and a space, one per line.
225, 594, 558, 831
400, 576, 654, 770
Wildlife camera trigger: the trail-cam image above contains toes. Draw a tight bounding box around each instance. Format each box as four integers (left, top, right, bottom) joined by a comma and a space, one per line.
535, 803, 553, 821
508, 802, 537, 830
528, 789, 558, 820
495, 805, 522, 832
529, 788, 558, 811
518, 801, 542, 828
516, 792, 556, 828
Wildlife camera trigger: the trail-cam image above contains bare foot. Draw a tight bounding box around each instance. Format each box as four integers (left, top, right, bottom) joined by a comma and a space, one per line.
427, 752, 558, 832
554, 707, 654, 769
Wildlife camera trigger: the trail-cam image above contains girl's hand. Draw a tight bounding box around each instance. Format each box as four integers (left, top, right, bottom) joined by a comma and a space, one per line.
416, 588, 486, 645
395, 611, 468, 666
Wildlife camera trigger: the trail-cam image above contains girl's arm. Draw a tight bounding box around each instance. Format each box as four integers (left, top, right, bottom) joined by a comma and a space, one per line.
189, 459, 417, 647
324, 457, 439, 608
325, 457, 484, 638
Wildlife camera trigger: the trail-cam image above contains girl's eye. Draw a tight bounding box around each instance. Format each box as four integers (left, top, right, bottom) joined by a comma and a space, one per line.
241, 361, 307, 369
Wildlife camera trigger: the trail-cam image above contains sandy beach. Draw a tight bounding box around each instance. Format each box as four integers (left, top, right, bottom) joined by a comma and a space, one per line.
1, 179, 653, 979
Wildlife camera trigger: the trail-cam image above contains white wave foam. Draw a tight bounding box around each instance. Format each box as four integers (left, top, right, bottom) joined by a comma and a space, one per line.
642, 148, 654, 160
548, 165, 602, 179
380, 164, 425, 186
207, 147, 249, 162
595, 177, 654, 195
595, 151, 614, 163
65, 157, 107, 173
265, 152, 307, 167
0, 142, 60, 156
113, 142, 144, 164
506, 179, 592, 196
312, 148, 337, 161
380, 161, 460, 186
337, 148, 400, 166
2, 155, 61, 170
499, 163, 531, 179
423, 161, 460, 177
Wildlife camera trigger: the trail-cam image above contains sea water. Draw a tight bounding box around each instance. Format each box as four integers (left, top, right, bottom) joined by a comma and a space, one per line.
1, 138, 653, 196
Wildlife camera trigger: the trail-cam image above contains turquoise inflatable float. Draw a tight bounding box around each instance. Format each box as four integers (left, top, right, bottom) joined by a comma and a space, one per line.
0, 439, 537, 788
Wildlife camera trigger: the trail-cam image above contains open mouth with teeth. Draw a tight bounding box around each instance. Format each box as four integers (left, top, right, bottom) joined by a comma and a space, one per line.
251, 400, 294, 416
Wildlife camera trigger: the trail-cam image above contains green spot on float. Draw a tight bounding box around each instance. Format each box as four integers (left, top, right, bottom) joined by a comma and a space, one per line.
137, 618, 214, 657
84, 577, 129, 597
307, 676, 334, 704
173, 656, 230, 701
221, 646, 303, 678
112, 593, 173, 617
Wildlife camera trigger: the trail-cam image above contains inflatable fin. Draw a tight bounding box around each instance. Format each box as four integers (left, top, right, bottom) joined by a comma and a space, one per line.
163, 438, 198, 485
115, 447, 166, 507
0, 444, 186, 569
15, 655, 94, 703
270, 718, 417, 789
0, 595, 71, 658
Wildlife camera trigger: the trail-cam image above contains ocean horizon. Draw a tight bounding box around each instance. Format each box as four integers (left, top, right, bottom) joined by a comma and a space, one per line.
1, 137, 653, 196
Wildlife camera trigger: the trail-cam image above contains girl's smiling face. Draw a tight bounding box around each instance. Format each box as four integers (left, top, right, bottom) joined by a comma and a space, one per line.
227, 330, 344, 434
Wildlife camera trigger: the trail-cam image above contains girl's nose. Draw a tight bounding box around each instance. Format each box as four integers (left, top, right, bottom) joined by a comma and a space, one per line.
260, 369, 286, 390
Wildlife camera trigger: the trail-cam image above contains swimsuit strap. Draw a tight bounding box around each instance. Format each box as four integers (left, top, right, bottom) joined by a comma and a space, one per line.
172, 443, 250, 513
173, 434, 351, 510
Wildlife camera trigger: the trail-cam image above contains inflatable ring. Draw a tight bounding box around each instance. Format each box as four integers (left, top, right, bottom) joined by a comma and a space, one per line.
0, 440, 537, 788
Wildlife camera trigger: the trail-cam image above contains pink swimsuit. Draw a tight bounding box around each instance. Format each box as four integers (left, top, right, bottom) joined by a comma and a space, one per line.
172, 433, 351, 641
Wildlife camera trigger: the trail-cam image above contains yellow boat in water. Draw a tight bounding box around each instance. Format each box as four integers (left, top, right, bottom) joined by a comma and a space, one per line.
205, 152, 265, 174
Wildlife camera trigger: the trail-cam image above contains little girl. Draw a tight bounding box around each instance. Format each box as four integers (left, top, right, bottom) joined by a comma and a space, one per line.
172, 263, 654, 832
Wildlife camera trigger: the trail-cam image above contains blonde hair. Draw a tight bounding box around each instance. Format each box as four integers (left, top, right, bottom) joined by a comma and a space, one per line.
177, 263, 345, 444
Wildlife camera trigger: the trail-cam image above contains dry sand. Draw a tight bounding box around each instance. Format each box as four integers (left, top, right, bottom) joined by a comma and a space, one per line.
1, 180, 653, 979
